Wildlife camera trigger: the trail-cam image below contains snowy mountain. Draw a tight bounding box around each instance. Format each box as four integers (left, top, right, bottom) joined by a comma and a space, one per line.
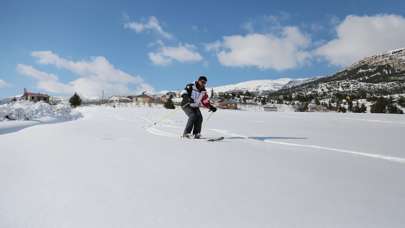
274, 47, 405, 97
349, 48, 405, 71
281, 77, 320, 90
210, 78, 317, 94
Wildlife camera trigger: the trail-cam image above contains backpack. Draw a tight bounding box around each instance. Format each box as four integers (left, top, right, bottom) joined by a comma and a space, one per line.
181, 83, 194, 107
184, 83, 194, 97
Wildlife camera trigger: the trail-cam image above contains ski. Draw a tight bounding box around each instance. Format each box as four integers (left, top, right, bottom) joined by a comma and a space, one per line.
181, 136, 224, 142
206, 136, 224, 142
197, 136, 224, 142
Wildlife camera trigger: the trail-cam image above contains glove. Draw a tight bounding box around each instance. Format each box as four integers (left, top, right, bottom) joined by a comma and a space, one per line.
209, 106, 217, 112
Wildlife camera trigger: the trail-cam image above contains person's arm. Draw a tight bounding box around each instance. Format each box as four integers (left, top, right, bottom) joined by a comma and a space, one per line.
201, 93, 217, 112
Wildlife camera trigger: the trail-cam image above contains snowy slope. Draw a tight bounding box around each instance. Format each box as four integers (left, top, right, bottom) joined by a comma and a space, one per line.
161, 77, 316, 94
281, 77, 320, 89
349, 47, 405, 70
1, 106, 405, 227
210, 78, 292, 93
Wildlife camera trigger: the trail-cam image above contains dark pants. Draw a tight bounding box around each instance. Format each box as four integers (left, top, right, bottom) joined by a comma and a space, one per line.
182, 106, 203, 135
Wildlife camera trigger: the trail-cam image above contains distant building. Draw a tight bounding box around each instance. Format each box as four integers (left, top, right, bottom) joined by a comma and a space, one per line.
263, 105, 278, 112
129, 92, 153, 104
159, 92, 177, 104
216, 99, 238, 110
307, 103, 318, 112
21, 88, 49, 103
109, 96, 132, 103
308, 103, 328, 112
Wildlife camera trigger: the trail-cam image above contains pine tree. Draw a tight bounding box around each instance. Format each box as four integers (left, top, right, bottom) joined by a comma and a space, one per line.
359, 103, 367, 113
352, 101, 360, 113
315, 98, 320, 105
387, 104, 403, 114
261, 98, 267, 105
348, 100, 353, 112
163, 95, 175, 109
370, 97, 387, 113
328, 101, 333, 110
69, 93, 82, 108
398, 96, 405, 108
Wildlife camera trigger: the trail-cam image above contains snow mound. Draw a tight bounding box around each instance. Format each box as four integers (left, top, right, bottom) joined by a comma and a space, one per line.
0, 101, 82, 122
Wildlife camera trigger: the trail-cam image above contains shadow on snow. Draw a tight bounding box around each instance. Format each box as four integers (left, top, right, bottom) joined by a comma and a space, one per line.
224, 136, 308, 141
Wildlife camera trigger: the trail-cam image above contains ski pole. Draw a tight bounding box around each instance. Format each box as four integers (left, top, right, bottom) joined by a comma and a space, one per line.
151, 109, 177, 126
206, 111, 214, 122
203, 111, 215, 130
150, 102, 190, 127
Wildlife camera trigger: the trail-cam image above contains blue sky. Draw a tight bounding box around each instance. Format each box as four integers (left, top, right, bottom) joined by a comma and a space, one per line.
1, 0, 405, 98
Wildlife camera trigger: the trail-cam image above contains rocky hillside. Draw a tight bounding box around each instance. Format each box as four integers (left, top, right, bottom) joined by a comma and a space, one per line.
273, 48, 405, 98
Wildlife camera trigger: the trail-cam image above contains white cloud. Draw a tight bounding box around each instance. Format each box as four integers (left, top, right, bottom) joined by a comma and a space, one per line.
316, 14, 405, 66
124, 16, 173, 39
205, 41, 222, 52
0, 79, 10, 88
17, 51, 153, 98
208, 26, 311, 70
148, 52, 172, 66
241, 13, 291, 34
241, 21, 255, 33
148, 43, 203, 66
17, 64, 73, 94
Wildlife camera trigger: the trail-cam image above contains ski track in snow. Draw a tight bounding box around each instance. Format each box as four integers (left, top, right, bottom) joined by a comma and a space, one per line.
344, 117, 405, 125
265, 141, 405, 164
124, 114, 405, 165
209, 129, 405, 165
146, 126, 179, 138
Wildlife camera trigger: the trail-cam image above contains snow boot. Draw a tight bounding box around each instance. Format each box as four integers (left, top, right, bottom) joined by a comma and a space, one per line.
182, 133, 192, 139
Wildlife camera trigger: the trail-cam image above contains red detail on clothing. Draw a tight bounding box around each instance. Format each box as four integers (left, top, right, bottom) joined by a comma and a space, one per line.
201, 93, 211, 108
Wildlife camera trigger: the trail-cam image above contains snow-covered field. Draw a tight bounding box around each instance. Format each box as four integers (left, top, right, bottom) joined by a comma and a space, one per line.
1, 106, 405, 227
0, 101, 81, 136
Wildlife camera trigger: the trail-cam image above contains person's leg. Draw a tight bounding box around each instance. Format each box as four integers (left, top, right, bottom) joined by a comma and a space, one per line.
192, 108, 203, 135
182, 106, 197, 135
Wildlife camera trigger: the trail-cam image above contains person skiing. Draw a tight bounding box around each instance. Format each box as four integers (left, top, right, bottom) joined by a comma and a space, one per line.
180, 76, 217, 139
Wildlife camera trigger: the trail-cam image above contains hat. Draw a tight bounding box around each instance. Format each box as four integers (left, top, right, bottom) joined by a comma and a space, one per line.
198, 76, 208, 82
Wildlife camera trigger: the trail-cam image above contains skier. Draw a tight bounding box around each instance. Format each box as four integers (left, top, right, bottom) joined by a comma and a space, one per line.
180, 76, 217, 139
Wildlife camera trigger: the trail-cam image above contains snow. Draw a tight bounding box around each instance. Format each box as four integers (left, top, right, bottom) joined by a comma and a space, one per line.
211, 78, 292, 93
281, 77, 320, 89
1, 106, 405, 227
0, 100, 81, 122
239, 104, 296, 112
161, 77, 318, 95
207, 77, 320, 94
350, 47, 405, 69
